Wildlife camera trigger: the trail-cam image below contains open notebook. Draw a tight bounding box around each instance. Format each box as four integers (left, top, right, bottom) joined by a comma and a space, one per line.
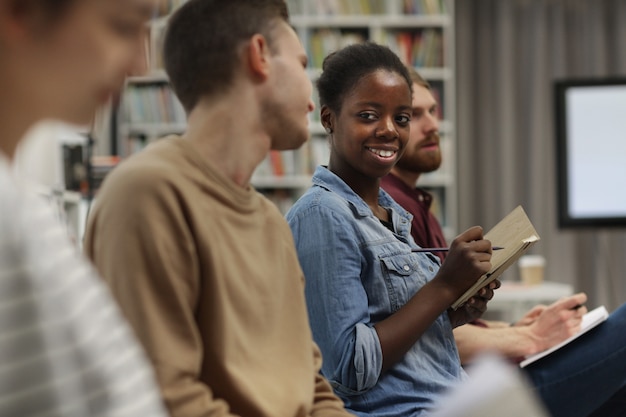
451, 205, 540, 310
519, 305, 609, 368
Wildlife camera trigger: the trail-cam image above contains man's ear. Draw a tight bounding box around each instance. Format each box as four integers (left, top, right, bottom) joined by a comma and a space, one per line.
246, 33, 271, 81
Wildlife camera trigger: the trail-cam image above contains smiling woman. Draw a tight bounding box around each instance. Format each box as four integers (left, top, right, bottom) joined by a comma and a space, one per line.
324, 69, 411, 182
285, 42, 497, 417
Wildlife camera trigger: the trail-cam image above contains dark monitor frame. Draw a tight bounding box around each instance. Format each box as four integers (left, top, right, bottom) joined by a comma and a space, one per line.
555, 76, 626, 228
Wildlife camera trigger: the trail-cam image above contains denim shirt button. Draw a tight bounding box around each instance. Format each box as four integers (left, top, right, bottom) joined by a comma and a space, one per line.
428, 266, 434, 272
403, 265, 410, 271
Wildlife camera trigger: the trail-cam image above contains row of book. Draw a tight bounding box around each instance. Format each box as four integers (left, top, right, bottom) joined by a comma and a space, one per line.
253, 140, 331, 178
287, 0, 447, 16
257, 151, 303, 177
402, 0, 448, 15
307, 28, 444, 69
122, 84, 186, 125
308, 29, 366, 68
147, 9, 446, 73
291, 0, 387, 15
382, 28, 444, 68
118, 135, 330, 180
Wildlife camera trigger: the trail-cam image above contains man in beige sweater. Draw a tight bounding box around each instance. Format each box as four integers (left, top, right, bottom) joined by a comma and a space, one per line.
84, 1, 352, 416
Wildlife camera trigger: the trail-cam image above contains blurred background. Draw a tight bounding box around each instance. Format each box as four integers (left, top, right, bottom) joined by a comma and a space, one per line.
15, 0, 626, 313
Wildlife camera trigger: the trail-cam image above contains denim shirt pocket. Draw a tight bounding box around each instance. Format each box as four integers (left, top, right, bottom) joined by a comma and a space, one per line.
379, 253, 428, 312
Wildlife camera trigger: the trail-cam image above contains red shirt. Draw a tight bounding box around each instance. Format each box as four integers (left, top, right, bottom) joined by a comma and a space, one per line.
382, 173, 494, 332
381, 173, 448, 262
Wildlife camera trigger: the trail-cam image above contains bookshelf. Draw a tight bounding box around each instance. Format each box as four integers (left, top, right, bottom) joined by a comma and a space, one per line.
114, 0, 457, 229
287, 0, 457, 237
114, 3, 319, 213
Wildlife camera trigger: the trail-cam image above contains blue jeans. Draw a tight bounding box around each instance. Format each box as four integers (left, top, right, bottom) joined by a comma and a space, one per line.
588, 385, 626, 417
524, 302, 626, 417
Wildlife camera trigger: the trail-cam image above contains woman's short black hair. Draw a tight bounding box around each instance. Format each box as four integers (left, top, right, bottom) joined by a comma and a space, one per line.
317, 42, 412, 115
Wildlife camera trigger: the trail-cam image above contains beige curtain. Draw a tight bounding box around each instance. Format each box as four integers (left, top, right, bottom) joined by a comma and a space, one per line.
455, 0, 626, 311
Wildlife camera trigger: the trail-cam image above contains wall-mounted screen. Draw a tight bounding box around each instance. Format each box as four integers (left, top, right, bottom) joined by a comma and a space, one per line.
555, 77, 626, 228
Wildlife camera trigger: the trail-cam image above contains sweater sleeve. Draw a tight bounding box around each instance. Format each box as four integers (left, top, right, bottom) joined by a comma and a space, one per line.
310, 341, 357, 417
84, 167, 238, 417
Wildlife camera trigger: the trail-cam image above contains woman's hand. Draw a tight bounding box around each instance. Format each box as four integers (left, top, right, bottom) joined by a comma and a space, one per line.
448, 279, 501, 327
433, 226, 493, 303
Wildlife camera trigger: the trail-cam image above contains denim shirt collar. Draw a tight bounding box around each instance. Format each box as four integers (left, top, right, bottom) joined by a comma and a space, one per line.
312, 166, 415, 241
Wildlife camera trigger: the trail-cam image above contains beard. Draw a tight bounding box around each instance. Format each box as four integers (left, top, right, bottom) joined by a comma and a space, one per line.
395, 132, 442, 174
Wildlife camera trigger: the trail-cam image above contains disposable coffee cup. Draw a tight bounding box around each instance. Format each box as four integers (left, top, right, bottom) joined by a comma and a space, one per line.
518, 255, 545, 286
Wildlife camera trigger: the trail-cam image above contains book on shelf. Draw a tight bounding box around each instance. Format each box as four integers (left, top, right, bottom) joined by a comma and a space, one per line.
289, 0, 447, 16
382, 28, 444, 68
269, 150, 285, 176
309, 29, 367, 68
451, 205, 540, 310
123, 84, 185, 125
403, 0, 448, 15
519, 305, 609, 368
308, 0, 385, 15
414, 28, 443, 67
255, 149, 311, 178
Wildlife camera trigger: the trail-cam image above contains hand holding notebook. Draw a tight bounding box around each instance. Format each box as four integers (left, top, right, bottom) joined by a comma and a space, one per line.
451, 205, 540, 310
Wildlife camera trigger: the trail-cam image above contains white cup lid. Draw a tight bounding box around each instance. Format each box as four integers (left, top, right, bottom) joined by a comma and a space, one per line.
518, 254, 546, 267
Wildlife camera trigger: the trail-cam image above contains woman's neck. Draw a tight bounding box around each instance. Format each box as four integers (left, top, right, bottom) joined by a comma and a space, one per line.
327, 162, 384, 218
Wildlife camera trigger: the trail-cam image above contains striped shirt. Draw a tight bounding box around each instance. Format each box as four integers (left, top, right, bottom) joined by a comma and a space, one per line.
0, 155, 167, 416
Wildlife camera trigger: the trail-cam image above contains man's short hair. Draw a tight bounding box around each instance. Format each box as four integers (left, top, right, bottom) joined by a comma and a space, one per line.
164, 0, 289, 112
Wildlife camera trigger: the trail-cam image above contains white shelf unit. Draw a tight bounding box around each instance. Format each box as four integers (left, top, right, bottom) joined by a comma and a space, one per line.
114, 6, 320, 213
115, 0, 456, 224
288, 0, 457, 237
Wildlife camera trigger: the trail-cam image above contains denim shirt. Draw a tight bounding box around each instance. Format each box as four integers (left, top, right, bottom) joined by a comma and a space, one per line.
286, 166, 466, 417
